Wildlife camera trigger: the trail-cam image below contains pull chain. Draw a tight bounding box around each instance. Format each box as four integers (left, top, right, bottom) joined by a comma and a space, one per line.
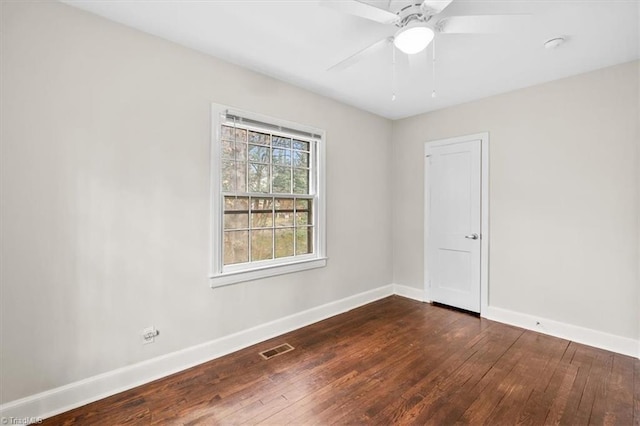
431, 35, 437, 98
392, 46, 397, 101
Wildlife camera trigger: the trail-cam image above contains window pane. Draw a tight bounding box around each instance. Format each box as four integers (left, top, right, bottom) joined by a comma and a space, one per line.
275, 228, 294, 258
272, 166, 291, 193
222, 126, 247, 142
222, 162, 247, 193
296, 199, 311, 225
296, 199, 310, 211
272, 148, 291, 165
296, 227, 313, 255
251, 229, 273, 261
221, 125, 234, 140
236, 162, 247, 192
222, 162, 248, 193
275, 198, 294, 211
225, 196, 249, 211
249, 131, 270, 145
249, 145, 270, 163
235, 142, 247, 162
296, 211, 309, 225
272, 136, 291, 148
251, 212, 273, 228
234, 128, 247, 142
276, 211, 294, 227
224, 212, 248, 229
249, 163, 269, 193
251, 197, 273, 210
293, 151, 309, 168
223, 141, 248, 162
293, 139, 309, 151
251, 197, 273, 228
275, 198, 294, 227
222, 140, 234, 159
293, 168, 309, 194
224, 230, 248, 265
252, 212, 273, 228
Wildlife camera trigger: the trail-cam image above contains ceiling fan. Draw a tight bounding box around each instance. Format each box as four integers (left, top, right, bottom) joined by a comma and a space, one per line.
325, 0, 525, 71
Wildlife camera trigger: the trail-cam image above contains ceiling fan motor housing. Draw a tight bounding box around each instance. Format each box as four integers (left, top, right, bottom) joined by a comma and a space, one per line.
396, 3, 431, 28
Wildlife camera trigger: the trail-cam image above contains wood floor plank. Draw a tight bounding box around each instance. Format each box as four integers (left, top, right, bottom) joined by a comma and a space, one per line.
514, 336, 572, 425
188, 298, 418, 418
544, 346, 580, 425
359, 316, 500, 423
40, 296, 639, 425
261, 306, 477, 424
556, 342, 599, 424
599, 354, 634, 425
387, 331, 510, 424
633, 358, 640, 426
224, 300, 440, 423
568, 346, 614, 425
329, 320, 494, 424
453, 331, 534, 424
439, 331, 568, 426
587, 352, 617, 424
588, 351, 617, 425
481, 331, 570, 425
172, 297, 432, 424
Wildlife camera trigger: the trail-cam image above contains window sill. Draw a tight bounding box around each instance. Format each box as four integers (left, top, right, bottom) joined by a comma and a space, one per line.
209, 257, 327, 288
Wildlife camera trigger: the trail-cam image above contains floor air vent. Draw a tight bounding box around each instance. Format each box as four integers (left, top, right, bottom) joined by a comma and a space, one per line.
259, 343, 294, 360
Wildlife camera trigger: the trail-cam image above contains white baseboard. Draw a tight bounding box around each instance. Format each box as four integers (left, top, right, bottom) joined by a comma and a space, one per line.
3, 285, 638, 422
392, 283, 426, 302
0, 284, 395, 421
483, 306, 639, 358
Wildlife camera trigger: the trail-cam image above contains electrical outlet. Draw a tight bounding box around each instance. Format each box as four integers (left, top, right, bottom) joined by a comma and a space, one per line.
142, 326, 159, 344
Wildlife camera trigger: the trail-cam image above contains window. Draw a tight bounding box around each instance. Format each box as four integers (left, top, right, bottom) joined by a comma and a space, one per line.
210, 105, 326, 287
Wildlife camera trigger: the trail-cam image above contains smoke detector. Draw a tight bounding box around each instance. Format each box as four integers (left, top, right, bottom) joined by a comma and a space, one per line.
544, 37, 566, 49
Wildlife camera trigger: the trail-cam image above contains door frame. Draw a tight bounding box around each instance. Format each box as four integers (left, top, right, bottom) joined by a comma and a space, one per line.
424, 132, 490, 316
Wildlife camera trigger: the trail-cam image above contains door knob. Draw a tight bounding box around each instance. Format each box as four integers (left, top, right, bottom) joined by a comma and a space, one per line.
465, 233, 479, 240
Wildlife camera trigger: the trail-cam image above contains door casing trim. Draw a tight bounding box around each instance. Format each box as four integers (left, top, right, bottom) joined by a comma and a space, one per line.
424, 132, 489, 316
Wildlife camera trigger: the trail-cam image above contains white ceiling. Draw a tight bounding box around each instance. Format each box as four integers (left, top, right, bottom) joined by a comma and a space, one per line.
62, 0, 640, 119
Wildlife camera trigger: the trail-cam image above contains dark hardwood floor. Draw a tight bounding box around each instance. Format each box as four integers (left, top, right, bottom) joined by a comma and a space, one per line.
44, 296, 639, 425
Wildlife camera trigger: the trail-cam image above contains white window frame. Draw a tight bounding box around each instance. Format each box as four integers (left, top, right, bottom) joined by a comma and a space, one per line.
209, 104, 327, 288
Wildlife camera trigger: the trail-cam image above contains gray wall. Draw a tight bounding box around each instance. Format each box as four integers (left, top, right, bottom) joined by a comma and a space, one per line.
0, 1, 393, 402
392, 61, 639, 340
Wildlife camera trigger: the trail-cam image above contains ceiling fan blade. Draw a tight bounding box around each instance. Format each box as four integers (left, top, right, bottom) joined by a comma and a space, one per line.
436, 14, 531, 34
421, 0, 454, 17
327, 36, 393, 71
320, 0, 398, 24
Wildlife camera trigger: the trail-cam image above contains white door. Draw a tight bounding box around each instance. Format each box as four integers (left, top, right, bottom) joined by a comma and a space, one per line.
425, 138, 482, 313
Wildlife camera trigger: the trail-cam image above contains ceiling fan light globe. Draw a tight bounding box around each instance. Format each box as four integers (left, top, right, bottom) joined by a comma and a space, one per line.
394, 24, 434, 55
